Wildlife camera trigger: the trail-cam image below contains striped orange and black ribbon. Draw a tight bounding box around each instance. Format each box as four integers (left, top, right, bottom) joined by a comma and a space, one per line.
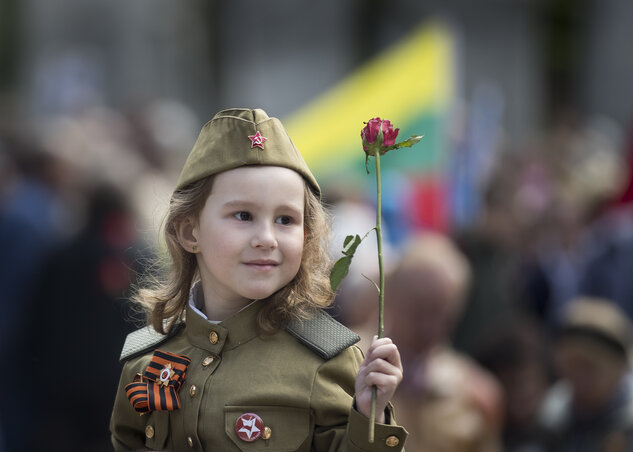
125, 380, 151, 413
125, 350, 191, 414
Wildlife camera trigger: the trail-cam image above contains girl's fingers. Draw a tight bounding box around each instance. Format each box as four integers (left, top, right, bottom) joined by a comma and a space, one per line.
357, 341, 404, 393
364, 338, 403, 369
359, 363, 403, 394
362, 357, 402, 379
366, 336, 393, 353
363, 371, 401, 393
355, 337, 404, 418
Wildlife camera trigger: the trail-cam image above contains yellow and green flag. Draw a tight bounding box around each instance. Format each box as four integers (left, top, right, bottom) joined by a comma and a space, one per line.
284, 20, 457, 232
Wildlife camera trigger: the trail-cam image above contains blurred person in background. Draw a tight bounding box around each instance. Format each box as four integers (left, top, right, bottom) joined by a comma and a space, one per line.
539, 297, 633, 452
0, 132, 72, 452
456, 114, 629, 355
452, 150, 526, 357
578, 117, 633, 319
0, 133, 71, 344
518, 114, 629, 328
384, 232, 504, 452
478, 314, 551, 452
22, 184, 141, 452
17, 103, 169, 451
0, 103, 166, 450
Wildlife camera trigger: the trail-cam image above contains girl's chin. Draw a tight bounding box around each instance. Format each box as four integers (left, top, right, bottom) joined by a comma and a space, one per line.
238, 288, 278, 301
239, 282, 290, 301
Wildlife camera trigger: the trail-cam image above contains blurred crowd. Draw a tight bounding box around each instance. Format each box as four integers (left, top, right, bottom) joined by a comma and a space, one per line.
0, 101, 199, 451
328, 109, 633, 452
2, 100, 633, 452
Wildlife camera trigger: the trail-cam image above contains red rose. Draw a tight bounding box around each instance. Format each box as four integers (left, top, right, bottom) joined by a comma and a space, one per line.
361, 117, 399, 155
380, 119, 399, 146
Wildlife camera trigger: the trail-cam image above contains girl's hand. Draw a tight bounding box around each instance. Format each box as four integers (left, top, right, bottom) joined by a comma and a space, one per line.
354, 336, 403, 423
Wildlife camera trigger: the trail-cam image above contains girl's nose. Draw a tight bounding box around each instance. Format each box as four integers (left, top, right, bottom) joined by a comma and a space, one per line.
251, 222, 278, 249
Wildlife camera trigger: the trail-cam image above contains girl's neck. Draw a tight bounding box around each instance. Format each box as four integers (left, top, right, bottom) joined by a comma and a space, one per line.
198, 281, 253, 322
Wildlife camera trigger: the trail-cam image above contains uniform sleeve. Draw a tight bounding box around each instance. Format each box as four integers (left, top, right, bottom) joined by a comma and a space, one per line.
310, 345, 408, 452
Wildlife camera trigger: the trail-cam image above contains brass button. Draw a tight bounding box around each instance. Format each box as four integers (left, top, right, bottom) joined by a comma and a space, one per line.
187, 436, 194, 447
202, 356, 214, 367
262, 426, 272, 440
209, 331, 219, 344
189, 385, 197, 397
385, 435, 400, 447
145, 425, 155, 439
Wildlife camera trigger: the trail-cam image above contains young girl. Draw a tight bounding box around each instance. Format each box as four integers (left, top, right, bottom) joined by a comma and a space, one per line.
110, 108, 407, 451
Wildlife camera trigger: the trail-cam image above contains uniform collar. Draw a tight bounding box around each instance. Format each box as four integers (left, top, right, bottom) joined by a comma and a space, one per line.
185, 298, 264, 354
188, 280, 258, 323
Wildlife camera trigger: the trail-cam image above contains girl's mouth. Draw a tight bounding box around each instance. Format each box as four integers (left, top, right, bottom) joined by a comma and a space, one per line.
244, 260, 279, 270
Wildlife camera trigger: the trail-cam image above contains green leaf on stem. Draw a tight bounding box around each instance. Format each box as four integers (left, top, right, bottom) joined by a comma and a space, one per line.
330, 234, 362, 291
384, 134, 424, 152
330, 256, 352, 292
342, 234, 362, 256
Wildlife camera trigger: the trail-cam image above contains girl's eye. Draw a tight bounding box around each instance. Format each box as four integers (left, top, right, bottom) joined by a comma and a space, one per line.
234, 211, 252, 221
275, 215, 293, 225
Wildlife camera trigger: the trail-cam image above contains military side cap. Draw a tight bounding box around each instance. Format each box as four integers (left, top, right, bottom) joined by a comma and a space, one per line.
559, 297, 633, 359
175, 108, 320, 196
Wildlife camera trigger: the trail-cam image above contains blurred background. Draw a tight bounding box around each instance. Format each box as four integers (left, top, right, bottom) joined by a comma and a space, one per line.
2, 0, 633, 451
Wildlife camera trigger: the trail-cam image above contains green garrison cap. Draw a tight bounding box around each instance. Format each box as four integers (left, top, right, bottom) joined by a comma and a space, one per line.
175, 108, 320, 195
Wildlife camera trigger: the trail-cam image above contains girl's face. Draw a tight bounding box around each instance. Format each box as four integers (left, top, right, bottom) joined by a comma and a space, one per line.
193, 166, 305, 310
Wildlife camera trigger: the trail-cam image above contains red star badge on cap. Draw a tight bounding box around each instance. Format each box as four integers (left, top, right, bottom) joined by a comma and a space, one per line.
248, 131, 267, 150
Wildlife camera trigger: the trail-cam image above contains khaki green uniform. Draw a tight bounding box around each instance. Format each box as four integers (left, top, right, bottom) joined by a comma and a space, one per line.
110, 301, 407, 451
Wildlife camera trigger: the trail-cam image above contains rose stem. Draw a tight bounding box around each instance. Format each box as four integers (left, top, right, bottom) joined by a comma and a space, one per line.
369, 146, 385, 443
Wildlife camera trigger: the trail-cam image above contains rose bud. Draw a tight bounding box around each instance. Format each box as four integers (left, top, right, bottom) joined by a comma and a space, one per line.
361, 117, 400, 156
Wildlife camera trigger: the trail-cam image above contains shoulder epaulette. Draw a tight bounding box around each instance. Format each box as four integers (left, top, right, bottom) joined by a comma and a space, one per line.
285, 309, 360, 360
119, 323, 184, 362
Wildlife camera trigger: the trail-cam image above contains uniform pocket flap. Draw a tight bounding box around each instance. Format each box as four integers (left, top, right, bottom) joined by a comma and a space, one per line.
225, 405, 310, 451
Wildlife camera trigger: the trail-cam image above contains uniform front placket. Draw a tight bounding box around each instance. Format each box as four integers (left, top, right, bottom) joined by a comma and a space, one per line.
181, 311, 229, 450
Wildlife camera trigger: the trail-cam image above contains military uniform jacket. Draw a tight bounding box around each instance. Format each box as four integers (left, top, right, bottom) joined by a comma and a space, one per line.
110, 301, 407, 451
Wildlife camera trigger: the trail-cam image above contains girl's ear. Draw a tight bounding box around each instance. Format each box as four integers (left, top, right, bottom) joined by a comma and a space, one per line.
175, 216, 199, 253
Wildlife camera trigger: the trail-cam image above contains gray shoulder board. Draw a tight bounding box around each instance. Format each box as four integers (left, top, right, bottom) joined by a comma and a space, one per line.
119, 324, 183, 362
285, 309, 360, 360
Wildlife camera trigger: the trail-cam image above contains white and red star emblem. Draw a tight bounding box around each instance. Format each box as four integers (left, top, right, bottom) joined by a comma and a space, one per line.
248, 131, 267, 150
157, 363, 175, 387
235, 412, 264, 442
